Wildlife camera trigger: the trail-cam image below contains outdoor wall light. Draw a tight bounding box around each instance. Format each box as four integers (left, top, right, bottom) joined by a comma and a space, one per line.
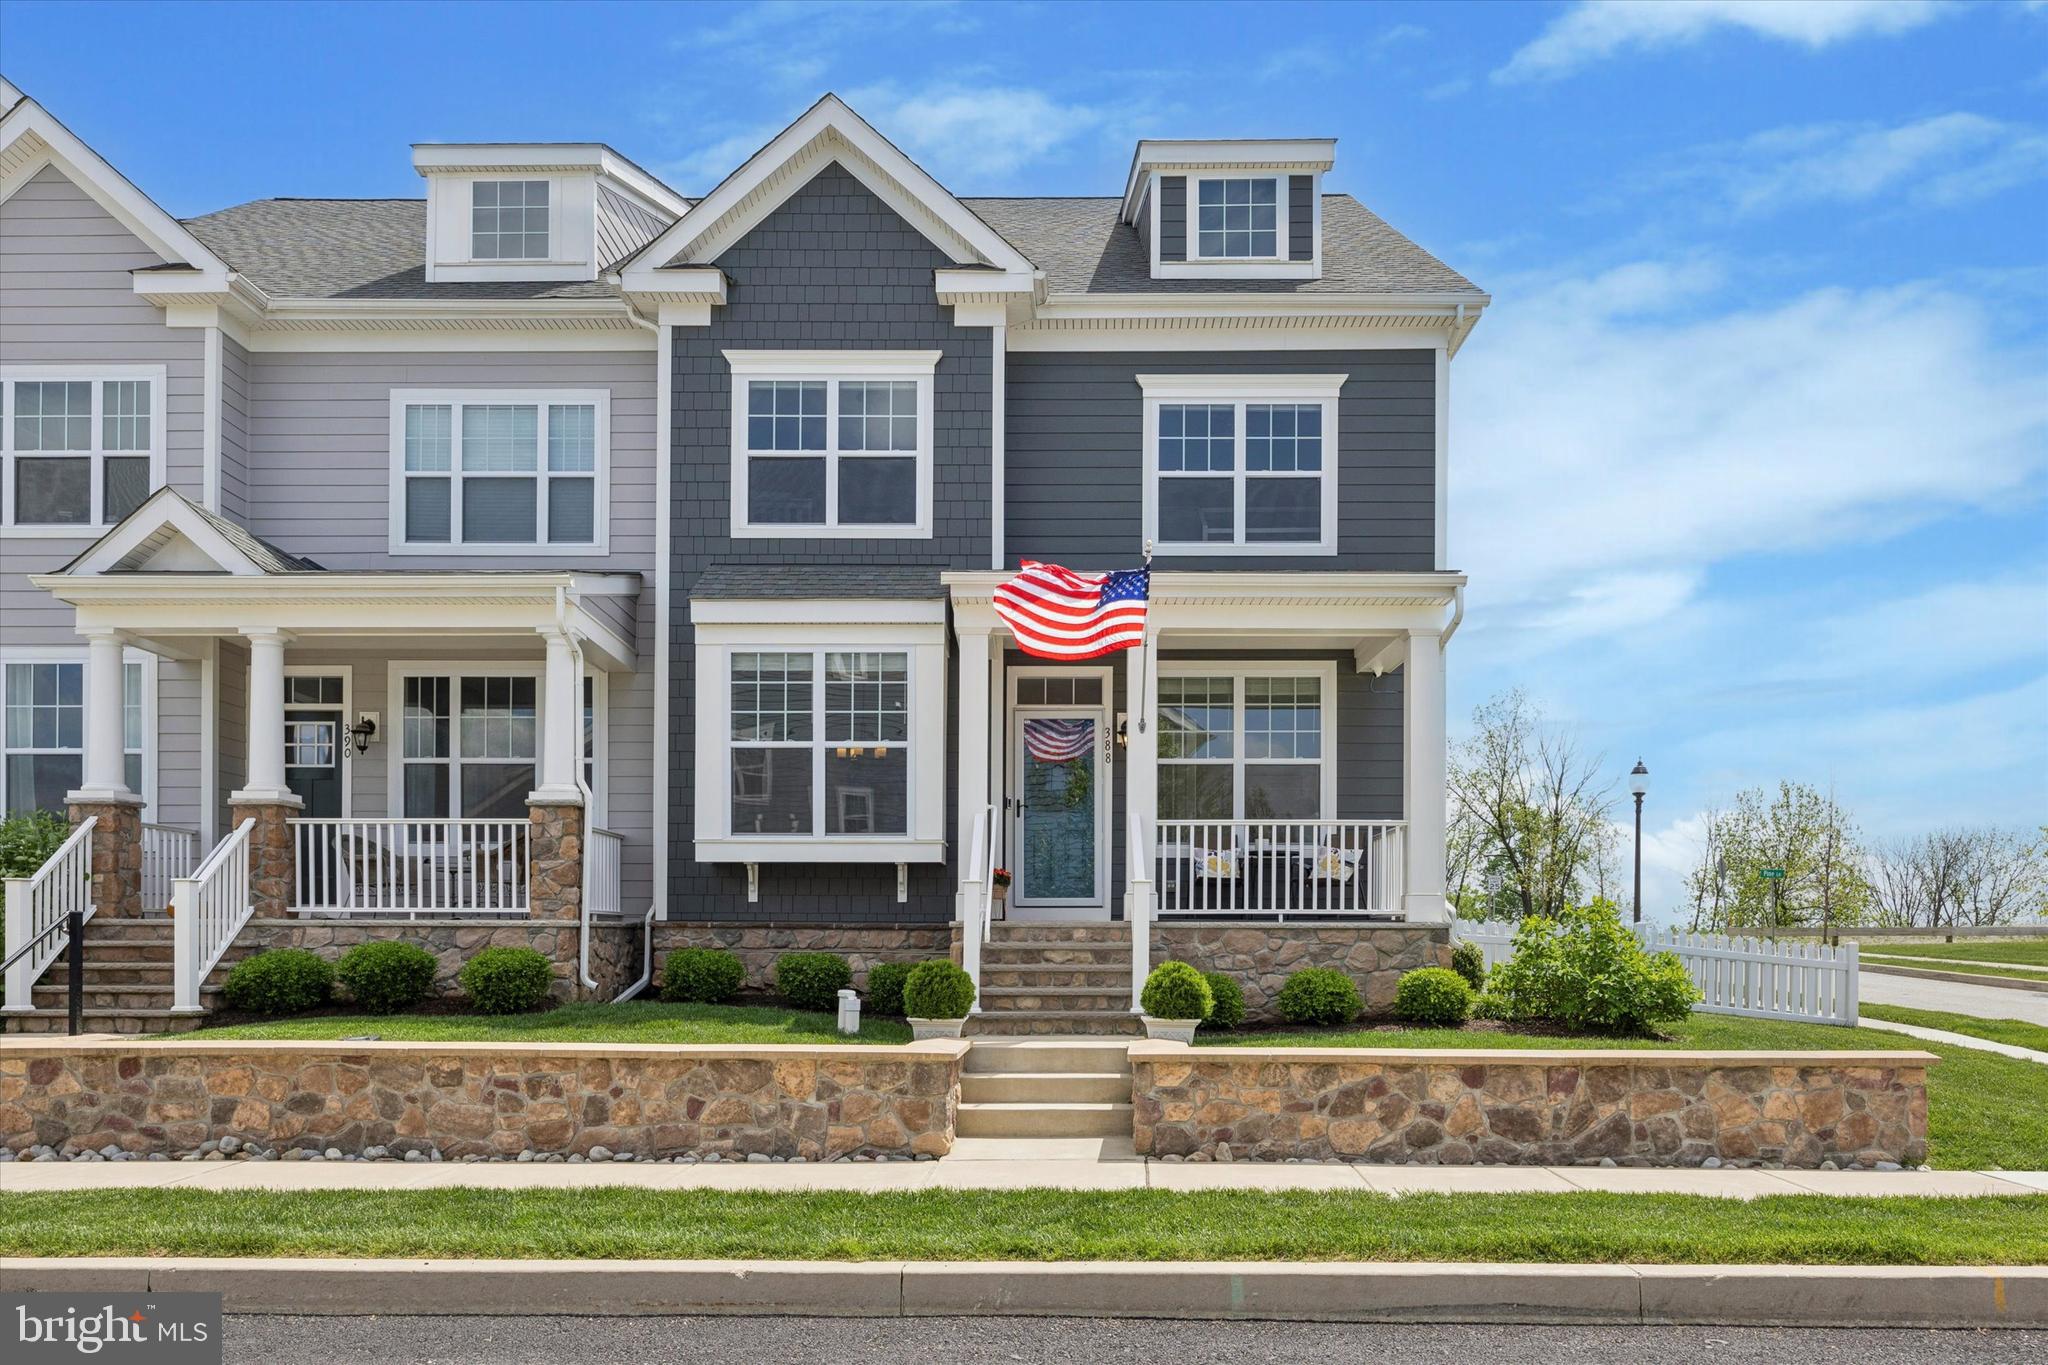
349, 714, 379, 755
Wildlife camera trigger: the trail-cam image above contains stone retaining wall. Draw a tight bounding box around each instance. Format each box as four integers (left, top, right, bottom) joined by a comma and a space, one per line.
220, 919, 647, 1005
2, 1037, 966, 1161
1130, 1043, 1933, 1168
1151, 924, 1450, 1021
652, 922, 957, 994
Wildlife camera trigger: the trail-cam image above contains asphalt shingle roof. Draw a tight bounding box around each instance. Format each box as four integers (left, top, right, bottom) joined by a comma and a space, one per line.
688, 565, 945, 600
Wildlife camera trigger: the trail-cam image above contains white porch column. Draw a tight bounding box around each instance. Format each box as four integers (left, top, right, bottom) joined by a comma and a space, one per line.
531, 627, 585, 805
955, 626, 992, 997
72, 627, 134, 800
1402, 626, 1448, 923
231, 628, 295, 802
1124, 625, 1159, 1003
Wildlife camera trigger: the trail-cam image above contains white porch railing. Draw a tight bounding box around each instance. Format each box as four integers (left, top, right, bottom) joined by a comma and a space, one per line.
141, 823, 199, 914
289, 818, 530, 918
1452, 920, 1861, 1027
172, 820, 254, 1012
1154, 819, 1406, 918
1, 816, 95, 1011
588, 827, 623, 917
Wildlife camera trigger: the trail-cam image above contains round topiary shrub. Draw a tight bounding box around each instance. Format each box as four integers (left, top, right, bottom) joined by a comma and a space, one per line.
334, 940, 439, 1013
1450, 939, 1488, 993
1139, 960, 1213, 1021
864, 961, 913, 1017
1275, 967, 1361, 1027
1201, 971, 1246, 1030
661, 947, 745, 1003
222, 948, 333, 1016
1394, 966, 1475, 1028
774, 952, 853, 1012
459, 946, 553, 1015
902, 959, 975, 1019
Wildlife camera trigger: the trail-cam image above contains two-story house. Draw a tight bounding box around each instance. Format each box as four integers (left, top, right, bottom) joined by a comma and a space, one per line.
1, 84, 1483, 1033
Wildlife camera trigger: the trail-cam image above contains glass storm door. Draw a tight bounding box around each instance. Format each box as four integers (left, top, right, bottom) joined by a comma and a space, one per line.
1014, 712, 1105, 908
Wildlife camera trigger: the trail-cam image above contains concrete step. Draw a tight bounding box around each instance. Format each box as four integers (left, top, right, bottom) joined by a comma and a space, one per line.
963, 1039, 1135, 1075
987, 923, 1131, 944
0, 1008, 205, 1035
978, 987, 1130, 1012
959, 1071, 1132, 1104
957, 1101, 1133, 1139
981, 945, 1131, 967
981, 966, 1131, 989
964, 1011, 1145, 1038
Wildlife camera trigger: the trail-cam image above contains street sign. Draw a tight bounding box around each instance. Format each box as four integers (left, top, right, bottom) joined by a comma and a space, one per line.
1760, 868, 1786, 880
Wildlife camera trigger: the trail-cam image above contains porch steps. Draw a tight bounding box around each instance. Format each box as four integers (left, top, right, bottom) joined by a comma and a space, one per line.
955, 1039, 1133, 1140
967, 921, 1142, 1037
3, 918, 214, 1035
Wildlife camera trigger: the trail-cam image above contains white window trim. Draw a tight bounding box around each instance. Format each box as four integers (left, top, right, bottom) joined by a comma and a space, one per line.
383, 660, 606, 821
467, 178, 557, 264
1147, 171, 1322, 281
280, 665, 354, 819
1138, 373, 1343, 557
725, 350, 940, 540
386, 388, 610, 556
0, 365, 168, 536
1006, 664, 1115, 909
1157, 661, 1339, 820
0, 645, 156, 817
1186, 173, 1289, 264
692, 618, 947, 863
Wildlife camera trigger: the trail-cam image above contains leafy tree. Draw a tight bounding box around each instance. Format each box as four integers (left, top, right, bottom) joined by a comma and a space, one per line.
1683, 782, 1871, 933
1448, 690, 1616, 920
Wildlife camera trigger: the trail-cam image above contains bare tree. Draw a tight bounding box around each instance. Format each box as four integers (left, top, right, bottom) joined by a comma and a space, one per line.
1864, 826, 2044, 929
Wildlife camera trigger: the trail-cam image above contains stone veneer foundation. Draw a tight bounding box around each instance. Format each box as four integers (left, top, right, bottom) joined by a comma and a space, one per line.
1151, 923, 1450, 1021
67, 797, 144, 919
1129, 1043, 1934, 1168
2, 1037, 967, 1161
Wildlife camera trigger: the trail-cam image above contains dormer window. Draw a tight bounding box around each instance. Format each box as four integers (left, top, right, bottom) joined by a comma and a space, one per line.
1122, 139, 1333, 282
1195, 177, 1280, 260
471, 180, 550, 260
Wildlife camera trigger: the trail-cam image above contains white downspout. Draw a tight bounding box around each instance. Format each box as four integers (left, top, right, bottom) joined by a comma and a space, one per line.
557, 588, 600, 991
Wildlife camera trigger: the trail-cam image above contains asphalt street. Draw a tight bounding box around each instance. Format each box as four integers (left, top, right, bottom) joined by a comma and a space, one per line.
1860, 968, 2048, 1025
221, 1314, 2048, 1364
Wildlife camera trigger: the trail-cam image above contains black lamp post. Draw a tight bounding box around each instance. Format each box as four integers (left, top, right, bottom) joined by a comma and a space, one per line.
1628, 759, 1649, 924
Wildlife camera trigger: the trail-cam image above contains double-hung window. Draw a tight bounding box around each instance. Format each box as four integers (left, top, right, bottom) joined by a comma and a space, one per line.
1139, 374, 1342, 555
395, 665, 602, 822
471, 180, 550, 260
1, 368, 164, 529
2, 654, 148, 815
728, 650, 909, 837
727, 351, 938, 537
390, 390, 606, 552
1193, 176, 1282, 260
1158, 666, 1333, 822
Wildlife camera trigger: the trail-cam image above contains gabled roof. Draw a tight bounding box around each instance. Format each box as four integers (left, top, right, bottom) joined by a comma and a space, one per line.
620, 94, 1036, 289
58, 488, 322, 578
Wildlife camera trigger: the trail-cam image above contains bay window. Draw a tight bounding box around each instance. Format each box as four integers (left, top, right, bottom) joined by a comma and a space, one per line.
1159, 666, 1333, 822
390, 390, 607, 552
1139, 374, 1342, 555
729, 650, 909, 836
2, 369, 164, 529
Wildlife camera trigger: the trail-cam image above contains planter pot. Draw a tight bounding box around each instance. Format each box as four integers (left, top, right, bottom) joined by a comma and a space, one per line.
1141, 1016, 1201, 1043
909, 1017, 967, 1040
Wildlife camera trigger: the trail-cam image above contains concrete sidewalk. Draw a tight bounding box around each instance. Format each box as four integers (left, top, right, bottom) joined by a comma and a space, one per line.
1859, 1016, 2048, 1065
6, 1143, 2042, 1199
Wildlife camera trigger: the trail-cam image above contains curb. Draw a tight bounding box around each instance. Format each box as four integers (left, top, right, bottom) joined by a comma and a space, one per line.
1863, 963, 2048, 994
5, 1259, 2045, 1327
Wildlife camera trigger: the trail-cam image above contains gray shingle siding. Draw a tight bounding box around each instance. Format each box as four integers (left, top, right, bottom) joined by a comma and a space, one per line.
669, 162, 993, 925
1005, 349, 1436, 571
1289, 175, 1313, 262
219, 333, 250, 522
1133, 184, 1152, 261
1157, 176, 1186, 261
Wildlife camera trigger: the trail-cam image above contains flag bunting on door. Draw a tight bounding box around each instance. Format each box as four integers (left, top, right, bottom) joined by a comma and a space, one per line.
1022, 718, 1095, 763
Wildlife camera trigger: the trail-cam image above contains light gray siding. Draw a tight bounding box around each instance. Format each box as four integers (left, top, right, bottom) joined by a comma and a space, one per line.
1, 162, 205, 645
219, 332, 250, 522
1006, 349, 1436, 571
595, 183, 670, 271
153, 658, 203, 834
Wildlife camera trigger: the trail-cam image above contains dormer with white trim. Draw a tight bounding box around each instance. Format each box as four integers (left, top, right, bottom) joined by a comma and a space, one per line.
1122, 138, 1336, 282
412, 143, 687, 284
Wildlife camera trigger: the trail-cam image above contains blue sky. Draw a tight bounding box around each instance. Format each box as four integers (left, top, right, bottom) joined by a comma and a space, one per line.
5, 0, 2045, 917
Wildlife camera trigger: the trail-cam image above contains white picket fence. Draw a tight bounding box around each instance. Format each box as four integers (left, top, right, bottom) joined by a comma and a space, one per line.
1453, 919, 1859, 1027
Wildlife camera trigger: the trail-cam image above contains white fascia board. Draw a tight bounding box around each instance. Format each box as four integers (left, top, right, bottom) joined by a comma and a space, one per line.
617, 93, 1035, 281
0, 97, 231, 278
1121, 138, 1338, 220
34, 569, 643, 603
934, 268, 1036, 299
617, 266, 729, 304
60, 488, 269, 578
1039, 291, 1491, 320
409, 145, 688, 219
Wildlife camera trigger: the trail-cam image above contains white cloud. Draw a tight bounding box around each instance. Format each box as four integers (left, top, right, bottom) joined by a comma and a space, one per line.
840, 82, 1115, 184
1452, 267, 2048, 636
1673, 113, 2048, 215
1495, 0, 1949, 83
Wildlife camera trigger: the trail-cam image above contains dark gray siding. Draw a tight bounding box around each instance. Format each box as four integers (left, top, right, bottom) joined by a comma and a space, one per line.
1133, 185, 1152, 261
1158, 177, 1186, 261
1289, 176, 1314, 261
669, 162, 993, 924
1005, 349, 1435, 571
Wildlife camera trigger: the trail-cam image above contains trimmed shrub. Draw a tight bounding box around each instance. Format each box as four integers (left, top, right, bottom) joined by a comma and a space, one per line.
1202, 971, 1246, 1030
902, 959, 975, 1019
1450, 939, 1488, 993
1393, 966, 1475, 1028
1139, 960, 1213, 1021
459, 946, 553, 1015
223, 948, 333, 1016
774, 952, 853, 1012
1479, 899, 1701, 1036
335, 940, 439, 1013
661, 948, 745, 1003
864, 961, 913, 1017
1275, 967, 1361, 1027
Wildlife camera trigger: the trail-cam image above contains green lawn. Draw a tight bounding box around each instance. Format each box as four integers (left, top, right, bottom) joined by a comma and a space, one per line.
180, 1000, 913, 1046
1849, 939, 2048, 968
1861, 954, 2048, 983
1197, 1013, 2047, 1171
1861, 1004, 2048, 1054
1, 1189, 2039, 1265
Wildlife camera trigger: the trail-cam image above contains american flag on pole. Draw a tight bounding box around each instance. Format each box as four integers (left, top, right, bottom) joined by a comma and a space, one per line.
993, 561, 1149, 660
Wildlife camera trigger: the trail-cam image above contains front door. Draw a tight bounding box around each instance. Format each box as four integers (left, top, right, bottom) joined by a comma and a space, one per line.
283, 684, 346, 819
1011, 709, 1109, 914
